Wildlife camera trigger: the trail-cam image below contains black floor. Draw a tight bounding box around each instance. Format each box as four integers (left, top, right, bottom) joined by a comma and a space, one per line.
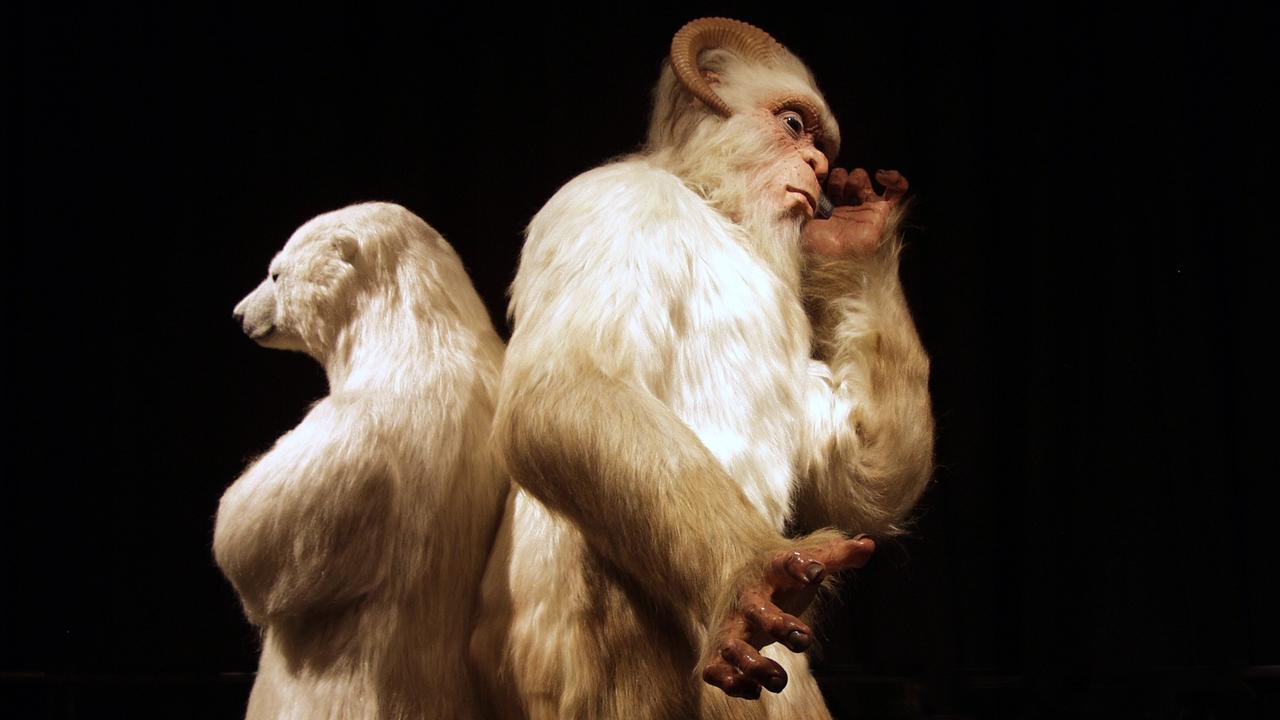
4, 667, 1278, 719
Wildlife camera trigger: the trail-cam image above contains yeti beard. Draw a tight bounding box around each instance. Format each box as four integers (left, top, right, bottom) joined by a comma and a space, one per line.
664, 118, 810, 286
724, 161, 808, 292
740, 182, 806, 288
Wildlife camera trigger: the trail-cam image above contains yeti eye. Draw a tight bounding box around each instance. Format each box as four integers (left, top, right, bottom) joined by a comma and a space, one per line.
270, 271, 280, 282
779, 111, 805, 138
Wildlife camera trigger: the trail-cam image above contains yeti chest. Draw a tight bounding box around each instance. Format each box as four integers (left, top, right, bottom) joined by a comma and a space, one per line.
665, 246, 810, 529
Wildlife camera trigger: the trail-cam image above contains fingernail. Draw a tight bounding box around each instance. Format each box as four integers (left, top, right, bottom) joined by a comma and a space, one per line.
786, 630, 811, 651
804, 562, 825, 583
765, 675, 787, 693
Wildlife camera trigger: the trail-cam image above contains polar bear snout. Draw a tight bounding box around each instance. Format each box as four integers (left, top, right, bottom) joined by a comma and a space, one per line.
234, 278, 278, 342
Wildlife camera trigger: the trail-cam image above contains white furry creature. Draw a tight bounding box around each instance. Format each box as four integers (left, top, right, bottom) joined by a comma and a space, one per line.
470, 18, 933, 720
216, 202, 507, 719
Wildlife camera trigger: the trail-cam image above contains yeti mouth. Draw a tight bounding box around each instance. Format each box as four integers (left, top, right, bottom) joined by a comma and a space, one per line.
786, 185, 817, 216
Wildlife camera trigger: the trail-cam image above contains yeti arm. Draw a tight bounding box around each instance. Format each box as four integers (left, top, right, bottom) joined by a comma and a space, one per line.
796, 211, 935, 536
496, 163, 793, 629
214, 393, 397, 623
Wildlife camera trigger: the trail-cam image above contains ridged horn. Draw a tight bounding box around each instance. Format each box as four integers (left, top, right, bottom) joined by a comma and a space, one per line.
670, 17, 786, 117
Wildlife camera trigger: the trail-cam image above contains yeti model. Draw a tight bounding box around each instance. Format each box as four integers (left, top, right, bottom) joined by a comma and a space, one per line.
471, 17, 933, 720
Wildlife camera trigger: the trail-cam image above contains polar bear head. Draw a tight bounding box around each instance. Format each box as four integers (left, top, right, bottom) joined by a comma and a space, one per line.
233, 209, 362, 358
233, 202, 468, 364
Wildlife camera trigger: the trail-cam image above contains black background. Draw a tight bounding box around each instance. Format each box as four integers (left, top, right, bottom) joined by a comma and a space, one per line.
5, 2, 1277, 718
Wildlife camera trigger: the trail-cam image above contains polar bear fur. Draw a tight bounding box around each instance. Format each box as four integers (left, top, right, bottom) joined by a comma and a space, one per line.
216, 202, 507, 719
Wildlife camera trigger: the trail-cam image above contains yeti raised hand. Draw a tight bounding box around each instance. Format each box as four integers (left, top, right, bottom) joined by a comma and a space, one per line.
803, 168, 910, 257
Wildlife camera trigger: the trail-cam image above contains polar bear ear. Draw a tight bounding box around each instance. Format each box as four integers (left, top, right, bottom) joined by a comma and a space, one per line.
331, 234, 359, 263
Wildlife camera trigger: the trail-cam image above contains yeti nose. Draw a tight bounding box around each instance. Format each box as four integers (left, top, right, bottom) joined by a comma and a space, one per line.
233, 308, 245, 328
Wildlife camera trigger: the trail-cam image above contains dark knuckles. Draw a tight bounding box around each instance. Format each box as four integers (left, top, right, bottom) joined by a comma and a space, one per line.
780, 551, 806, 582
744, 603, 812, 650
720, 640, 788, 692
703, 662, 734, 687
778, 550, 827, 585
704, 663, 762, 699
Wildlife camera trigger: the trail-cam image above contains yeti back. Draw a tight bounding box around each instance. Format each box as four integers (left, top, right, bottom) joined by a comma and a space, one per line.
216, 202, 507, 720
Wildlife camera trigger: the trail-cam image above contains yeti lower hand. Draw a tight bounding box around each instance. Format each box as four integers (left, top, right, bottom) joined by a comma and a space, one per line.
701, 535, 876, 699
802, 169, 908, 257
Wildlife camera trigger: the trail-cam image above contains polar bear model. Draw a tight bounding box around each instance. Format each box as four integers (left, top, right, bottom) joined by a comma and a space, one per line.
216, 202, 507, 719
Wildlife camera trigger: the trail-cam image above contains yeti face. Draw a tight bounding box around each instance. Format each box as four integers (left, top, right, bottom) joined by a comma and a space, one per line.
234, 220, 360, 358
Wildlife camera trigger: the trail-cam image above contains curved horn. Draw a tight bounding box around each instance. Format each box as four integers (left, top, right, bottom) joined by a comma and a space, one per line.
670, 17, 785, 117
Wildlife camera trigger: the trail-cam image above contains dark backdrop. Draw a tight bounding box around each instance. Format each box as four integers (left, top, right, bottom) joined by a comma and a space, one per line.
5, 3, 1276, 719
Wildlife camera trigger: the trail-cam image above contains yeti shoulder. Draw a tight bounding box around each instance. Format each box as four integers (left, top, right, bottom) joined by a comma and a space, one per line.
526, 157, 713, 253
